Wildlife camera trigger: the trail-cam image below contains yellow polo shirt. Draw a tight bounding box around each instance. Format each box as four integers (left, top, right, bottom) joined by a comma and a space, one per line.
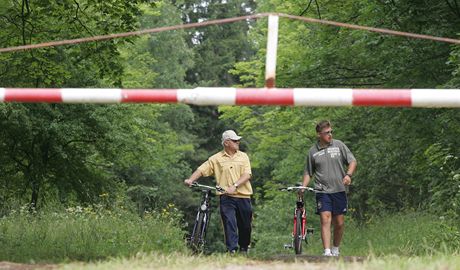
198, 150, 253, 198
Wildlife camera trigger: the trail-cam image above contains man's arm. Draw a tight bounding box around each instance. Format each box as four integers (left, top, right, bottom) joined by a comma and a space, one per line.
302, 173, 311, 187
343, 160, 357, 185
301, 149, 314, 190
226, 173, 251, 194
184, 169, 203, 186
299, 173, 312, 194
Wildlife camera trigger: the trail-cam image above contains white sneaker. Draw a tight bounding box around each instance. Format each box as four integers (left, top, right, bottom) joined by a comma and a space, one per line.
331, 246, 340, 256
323, 249, 333, 256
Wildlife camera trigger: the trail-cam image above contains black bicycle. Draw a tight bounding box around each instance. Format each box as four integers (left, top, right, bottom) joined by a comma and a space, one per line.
279, 186, 318, 255
187, 182, 224, 252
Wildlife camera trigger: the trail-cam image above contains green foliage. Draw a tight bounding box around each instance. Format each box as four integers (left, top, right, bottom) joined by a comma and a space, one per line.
423, 143, 460, 219
119, 1, 194, 88
252, 0, 459, 89
178, 0, 256, 87
0, 0, 200, 213
447, 42, 460, 87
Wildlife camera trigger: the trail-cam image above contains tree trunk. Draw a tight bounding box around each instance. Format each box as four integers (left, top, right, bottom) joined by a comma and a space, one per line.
29, 179, 40, 211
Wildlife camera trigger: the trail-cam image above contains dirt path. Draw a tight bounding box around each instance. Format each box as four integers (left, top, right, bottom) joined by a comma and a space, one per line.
269, 254, 365, 263
0, 262, 56, 270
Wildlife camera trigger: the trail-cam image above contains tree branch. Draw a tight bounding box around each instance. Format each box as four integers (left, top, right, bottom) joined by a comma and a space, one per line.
445, 0, 460, 18
299, 0, 314, 16
314, 0, 321, 19
73, 0, 95, 36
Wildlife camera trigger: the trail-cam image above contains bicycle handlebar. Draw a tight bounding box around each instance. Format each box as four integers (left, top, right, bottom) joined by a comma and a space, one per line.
278, 186, 319, 192
191, 182, 225, 193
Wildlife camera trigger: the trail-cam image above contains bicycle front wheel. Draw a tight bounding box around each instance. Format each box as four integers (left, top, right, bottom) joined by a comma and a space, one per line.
190, 212, 205, 251
294, 210, 303, 254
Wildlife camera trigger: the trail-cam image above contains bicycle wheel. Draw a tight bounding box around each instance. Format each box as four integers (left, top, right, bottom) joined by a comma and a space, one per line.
190, 211, 205, 251
294, 210, 303, 254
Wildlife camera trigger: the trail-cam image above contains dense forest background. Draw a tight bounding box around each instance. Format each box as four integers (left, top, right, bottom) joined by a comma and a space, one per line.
1, 0, 460, 256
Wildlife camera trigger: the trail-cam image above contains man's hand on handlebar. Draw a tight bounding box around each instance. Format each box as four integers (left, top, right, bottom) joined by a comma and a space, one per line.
184, 178, 194, 187
298, 186, 307, 195
342, 175, 352, 186
279, 186, 317, 193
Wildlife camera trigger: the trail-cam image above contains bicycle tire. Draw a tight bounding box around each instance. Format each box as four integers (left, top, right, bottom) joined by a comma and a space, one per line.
201, 212, 210, 242
294, 210, 303, 254
190, 211, 205, 251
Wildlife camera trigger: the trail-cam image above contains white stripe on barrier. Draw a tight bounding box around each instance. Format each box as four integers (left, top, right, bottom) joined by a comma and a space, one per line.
178, 88, 236, 105
62, 88, 122, 103
0, 88, 4, 102
265, 15, 279, 87
412, 89, 460, 107
293, 88, 353, 106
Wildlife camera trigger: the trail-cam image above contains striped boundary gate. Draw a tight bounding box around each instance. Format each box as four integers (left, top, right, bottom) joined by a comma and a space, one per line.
1, 88, 460, 107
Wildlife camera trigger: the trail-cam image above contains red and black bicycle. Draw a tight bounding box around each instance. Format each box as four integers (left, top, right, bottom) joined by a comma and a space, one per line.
279, 186, 318, 254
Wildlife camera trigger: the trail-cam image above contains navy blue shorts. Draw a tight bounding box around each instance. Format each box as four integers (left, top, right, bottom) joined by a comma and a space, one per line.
316, 192, 347, 215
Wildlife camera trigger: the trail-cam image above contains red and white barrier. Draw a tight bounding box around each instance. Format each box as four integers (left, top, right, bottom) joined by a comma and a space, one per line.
1, 87, 460, 107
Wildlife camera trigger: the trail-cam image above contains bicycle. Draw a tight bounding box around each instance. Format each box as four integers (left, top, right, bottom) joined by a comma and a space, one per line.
187, 182, 224, 252
279, 186, 319, 255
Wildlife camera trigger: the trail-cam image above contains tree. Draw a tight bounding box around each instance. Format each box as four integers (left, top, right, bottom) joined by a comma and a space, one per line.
0, 0, 157, 209
224, 0, 460, 220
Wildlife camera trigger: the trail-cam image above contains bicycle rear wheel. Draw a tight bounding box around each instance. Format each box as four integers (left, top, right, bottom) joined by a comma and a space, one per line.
294, 210, 303, 254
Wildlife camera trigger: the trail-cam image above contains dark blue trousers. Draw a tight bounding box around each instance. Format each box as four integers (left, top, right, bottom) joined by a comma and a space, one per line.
219, 195, 252, 252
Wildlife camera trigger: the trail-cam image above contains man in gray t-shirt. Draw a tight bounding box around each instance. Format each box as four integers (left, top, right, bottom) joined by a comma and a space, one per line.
301, 120, 357, 257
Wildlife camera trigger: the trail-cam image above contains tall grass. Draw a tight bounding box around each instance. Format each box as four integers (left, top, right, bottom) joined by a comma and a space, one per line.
251, 189, 460, 258
0, 204, 187, 263
1, 200, 459, 265
344, 211, 460, 256
58, 252, 460, 270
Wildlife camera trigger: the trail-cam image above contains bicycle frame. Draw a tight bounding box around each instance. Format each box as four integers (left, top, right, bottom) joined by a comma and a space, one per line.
293, 193, 306, 240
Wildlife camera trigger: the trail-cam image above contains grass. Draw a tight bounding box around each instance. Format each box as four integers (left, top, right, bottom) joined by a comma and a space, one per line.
0, 204, 187, 263
1, 203, 459, 270
59, 252, 253, 270
55, 253, 460, 270
344, 211, 460, 256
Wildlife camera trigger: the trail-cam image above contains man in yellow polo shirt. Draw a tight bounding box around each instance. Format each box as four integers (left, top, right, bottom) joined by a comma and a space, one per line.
184, 130, 253, 254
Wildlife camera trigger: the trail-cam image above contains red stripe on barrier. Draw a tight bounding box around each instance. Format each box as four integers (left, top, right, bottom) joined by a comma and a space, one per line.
4, 89, 62, 102
352, 89, 412, 107
121, 89, 178, 103
236, 88, 294, 105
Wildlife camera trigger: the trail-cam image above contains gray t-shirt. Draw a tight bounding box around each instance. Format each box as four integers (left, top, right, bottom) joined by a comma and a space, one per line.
304, 139, 356, 193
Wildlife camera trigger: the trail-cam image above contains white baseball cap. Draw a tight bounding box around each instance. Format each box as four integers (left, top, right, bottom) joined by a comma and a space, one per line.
221, 130, 242, 144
